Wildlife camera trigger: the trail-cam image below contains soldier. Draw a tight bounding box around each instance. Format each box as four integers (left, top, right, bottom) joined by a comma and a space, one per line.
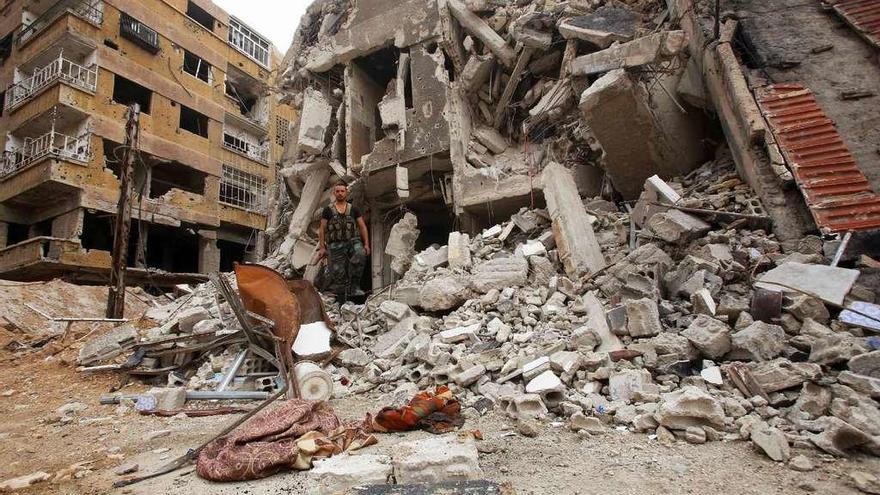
318, 181, 371, 299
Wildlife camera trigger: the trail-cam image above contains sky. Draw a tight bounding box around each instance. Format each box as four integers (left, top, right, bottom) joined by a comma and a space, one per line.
213, 0, 311, 52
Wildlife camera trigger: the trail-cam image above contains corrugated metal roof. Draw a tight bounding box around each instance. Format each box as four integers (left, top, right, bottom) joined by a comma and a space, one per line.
830, 0, 880, 49
755, 83, 880, 234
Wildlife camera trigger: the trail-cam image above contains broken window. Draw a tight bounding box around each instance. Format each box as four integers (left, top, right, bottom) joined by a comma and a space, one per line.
224, 66, 267, 125
112, 75, 152, 114
218, 239, 247, 272
120, 13, 160, 54
179, 105, 209, 138
0, 32, 12, 65
219, 165, 267, 212
6, 222, 29, 246
275, 116, 290, 147
186, 1, 215, 31
183, 50, 211, 83
228, 17, 270, 67
149, 161, 207, 198
81, 212, 114, 252
145, 222, 199, 272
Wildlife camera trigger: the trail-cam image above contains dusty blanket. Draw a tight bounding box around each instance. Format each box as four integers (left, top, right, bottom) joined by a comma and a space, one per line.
368, 386, 463, 434
197, 400, 376, 482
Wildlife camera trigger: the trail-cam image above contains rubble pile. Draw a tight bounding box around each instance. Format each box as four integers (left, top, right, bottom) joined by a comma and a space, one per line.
87, 155, 880, 467
264, 0, 718, 277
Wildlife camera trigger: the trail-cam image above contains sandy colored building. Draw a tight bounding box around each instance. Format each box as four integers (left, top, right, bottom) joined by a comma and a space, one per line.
0, 0, 295, 284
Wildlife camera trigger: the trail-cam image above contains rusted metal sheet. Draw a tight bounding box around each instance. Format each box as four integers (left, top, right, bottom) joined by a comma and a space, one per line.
755, 83, 880, 234
829, 0, 880, 49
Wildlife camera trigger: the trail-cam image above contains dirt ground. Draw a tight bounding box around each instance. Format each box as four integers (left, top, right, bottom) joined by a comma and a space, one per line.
1, 347, 879, 495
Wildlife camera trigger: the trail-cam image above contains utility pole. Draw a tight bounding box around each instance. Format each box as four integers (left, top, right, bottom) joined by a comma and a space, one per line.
106, 104, 140, 319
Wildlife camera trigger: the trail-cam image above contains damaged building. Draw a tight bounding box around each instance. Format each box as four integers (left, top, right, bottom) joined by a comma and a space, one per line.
0, 0, 296, 285
269, 0, 880, 293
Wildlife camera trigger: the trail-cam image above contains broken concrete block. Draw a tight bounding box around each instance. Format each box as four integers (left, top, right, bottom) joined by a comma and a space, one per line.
631, 175, 683, 228
557, 6, 638, 48
461, 53, 495, 92
656, 386, 725, 429
393, 435, 483, 484
415, 245, 449, 269
379, 300, 415, 323
372, 317, 417, 359
473, 126, 508, 154
625, 298, 662, 338
310, 454, 392, 495
447, 232, 472, 270
809, 334, 866, 365
756, 262, 860, 306
439, 323, 480, 344
385, 213, 420, 275
78, 324, 138, 365
419, 276, 468, 311
147, 387, 186, 411
454, 364, 486, 387
579, 68, 709, 200
751, 425, 791, 462
809, 417, 876, 457
681, 315, 731, 359
849, 351, 880, 378
609, 369, 658, 404
786, 294, 830, 323
293, 321, 333, 359
525, 370, 565, 406
522, 356, 551, 381
469, 256, 528, 293
570, 413, 607, 434
837, 372, 880, 400
729, 321, 786, 361
749, 358, 822, 393
298, 87, 333, 155
339, 348, 371, 368
520, 240, 547, 258
571, 31, 688, 76
500, 393, 548, 420
692, 289, 717, 316
542, 162, 606, 277
791, 382, 832, 420
647, 210, 711, 244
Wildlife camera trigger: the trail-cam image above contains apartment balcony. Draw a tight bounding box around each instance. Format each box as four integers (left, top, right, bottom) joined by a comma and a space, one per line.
120, 12, 160, 54
17, 0, 103, 47
222, 128, 270, 164
4, 55, 97, 112
228, 17, 270, 68
1, 130, 91, 180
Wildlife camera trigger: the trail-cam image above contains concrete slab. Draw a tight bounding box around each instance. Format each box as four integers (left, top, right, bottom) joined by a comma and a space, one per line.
756, 262, 860, 306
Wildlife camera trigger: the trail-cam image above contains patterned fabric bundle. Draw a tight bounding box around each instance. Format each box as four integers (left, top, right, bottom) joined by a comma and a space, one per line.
197, 400, 376, 482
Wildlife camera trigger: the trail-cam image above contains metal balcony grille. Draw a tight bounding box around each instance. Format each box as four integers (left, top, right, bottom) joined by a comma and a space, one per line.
223, 129, 269, 164
120, 13, 160, 53
219, 165, 267, 213
17, 0, 103, 45
4, 55, 98, 111
1, 131, 91, 179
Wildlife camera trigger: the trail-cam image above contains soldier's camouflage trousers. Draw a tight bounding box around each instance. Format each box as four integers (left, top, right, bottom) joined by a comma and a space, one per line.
327, 240, 366, 297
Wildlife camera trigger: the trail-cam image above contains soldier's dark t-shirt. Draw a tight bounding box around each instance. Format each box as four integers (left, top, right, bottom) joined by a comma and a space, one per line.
321, 204, 362, 221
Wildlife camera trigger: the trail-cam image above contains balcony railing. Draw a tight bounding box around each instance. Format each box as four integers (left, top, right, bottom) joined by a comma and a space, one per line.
17, 0, 103, 46
120, 13, 160, 54
228, 18, 270, 68
4, 56, 98, 111
222, 130, 270, 164
1, 131, 91, 179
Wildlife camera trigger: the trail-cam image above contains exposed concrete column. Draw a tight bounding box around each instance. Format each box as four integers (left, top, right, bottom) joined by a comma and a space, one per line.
134, 223, 149, 268
198, 230, 221, 274
51, 209, 84, 239
0, 222, 8, 249
370, 207, 384, 290
249, 231, 267, 263
286, 166, 332, 242
542, 162, 606, 278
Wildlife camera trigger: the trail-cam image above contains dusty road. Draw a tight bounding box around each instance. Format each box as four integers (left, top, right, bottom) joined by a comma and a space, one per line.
1, 352, 878, 495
